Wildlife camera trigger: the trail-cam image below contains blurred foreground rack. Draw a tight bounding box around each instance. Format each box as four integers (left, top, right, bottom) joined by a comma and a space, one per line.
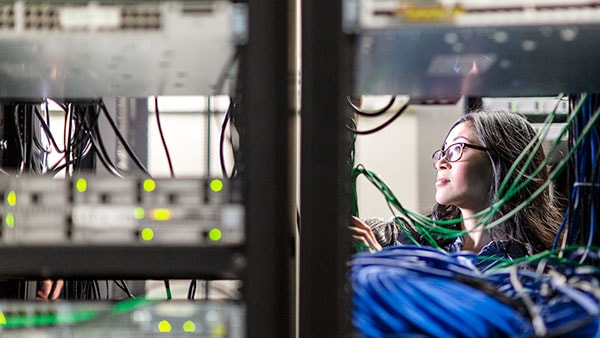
0, 0, 295, 337
0, 299, 245, 337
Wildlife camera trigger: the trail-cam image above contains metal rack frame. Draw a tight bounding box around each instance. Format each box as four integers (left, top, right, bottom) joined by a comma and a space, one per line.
299, 1, 600, 337
0, 245, 244, 279
300, 0, 353, 337
242, 1, 294, 337
0, 1, 295, 337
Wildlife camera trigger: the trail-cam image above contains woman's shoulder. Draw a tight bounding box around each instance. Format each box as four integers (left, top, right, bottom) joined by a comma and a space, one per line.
474, 240, 531, 271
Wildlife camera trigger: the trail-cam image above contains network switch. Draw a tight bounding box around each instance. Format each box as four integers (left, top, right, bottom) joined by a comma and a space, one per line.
0, 175, 244, 246
348, 0, 600, 30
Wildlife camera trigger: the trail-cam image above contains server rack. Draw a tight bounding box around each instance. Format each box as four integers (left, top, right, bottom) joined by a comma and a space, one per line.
242, 0, 294, 337
0, 1, 294, 337
300, 1, 600, 336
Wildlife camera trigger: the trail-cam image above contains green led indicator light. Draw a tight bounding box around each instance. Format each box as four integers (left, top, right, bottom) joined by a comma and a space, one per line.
5, 213, 14, 228
158, 320, 172, 333
151, 208, 172, 221
211, 323, 227, 336
210, 179, 223, 192
208, 228, 222, 241
182, 320, 196, 333
133, 207, 145, 220
143, 179, 156, 192
76, 178, 87, 192
6, 191, 16, 206
0, 310, 6, 325
141, 228, 154, 241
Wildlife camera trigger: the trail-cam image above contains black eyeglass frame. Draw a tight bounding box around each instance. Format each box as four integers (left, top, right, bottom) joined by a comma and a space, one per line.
432, 142, 489, 168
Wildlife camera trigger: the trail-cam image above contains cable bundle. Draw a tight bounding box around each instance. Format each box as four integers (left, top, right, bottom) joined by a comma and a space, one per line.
558, 94, 600, 257
350, 246, 600, 337
351, 246, 533, 337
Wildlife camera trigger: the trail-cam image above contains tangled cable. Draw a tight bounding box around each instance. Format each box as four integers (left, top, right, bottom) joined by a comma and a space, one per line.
350, 246, 600, 337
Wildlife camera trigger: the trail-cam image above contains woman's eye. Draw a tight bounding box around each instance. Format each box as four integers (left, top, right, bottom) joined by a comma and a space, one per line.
449, 146, 460, 158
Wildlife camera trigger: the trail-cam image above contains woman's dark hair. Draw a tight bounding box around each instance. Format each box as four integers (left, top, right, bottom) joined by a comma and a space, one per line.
431, 110, 563, 254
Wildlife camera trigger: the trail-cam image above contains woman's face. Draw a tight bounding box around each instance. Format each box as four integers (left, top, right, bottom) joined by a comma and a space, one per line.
434, 121, 493, 213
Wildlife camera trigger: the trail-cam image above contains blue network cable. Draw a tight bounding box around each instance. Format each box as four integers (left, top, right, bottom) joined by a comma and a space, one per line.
350, 246, 600, 338
564, 94, 600, 262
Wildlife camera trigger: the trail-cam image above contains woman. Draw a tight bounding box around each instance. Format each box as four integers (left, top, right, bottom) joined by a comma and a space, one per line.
351, 110, 563, 260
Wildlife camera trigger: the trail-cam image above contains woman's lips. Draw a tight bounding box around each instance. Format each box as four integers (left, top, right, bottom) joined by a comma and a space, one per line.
436, 177, 449, 187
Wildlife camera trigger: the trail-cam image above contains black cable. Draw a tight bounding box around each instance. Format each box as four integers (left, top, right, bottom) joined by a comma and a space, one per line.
219, 98, 234, 178
153, 96, 175, 178
81, 281, 90, 300
31, 129, 51, 172
152, 96, 175, 300
346, 95, 396, 117
187, 280, 197, 300
75, 106, 123, 177
64, 103, 76, 177
44, 101, 89, 172
86, 130, 122, 177
86, 105, 125, 177
33, 106, 65, 153
213, 48, 240, 177
94, 280, 101, 300
71, 106, 88, 171
12, 105, 26, 174
88, 280, 96, 299
113, 280, 135, 299
120, 280, 134, 299
48, 104, 95, 175
30, 108, 52, 158
86, 281, 92, 299
81, 104, 99, 171
24, 105, 34, 173
164, 280, 172, 300
48, 154, 91, 176
98, 99, 150, 175
227, 108, 239, 178
91, 129, 123, 176
346, 99, 410, 135
64, 103, 74, 176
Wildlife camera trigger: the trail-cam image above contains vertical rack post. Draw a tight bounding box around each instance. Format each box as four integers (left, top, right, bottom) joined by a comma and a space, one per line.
300, 0, 353, 336
242, 0, 294, 337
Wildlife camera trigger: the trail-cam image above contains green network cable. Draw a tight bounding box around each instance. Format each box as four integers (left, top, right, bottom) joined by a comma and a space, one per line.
484, 244, 600, 271
351, 94, 597, 249
0, 297, 156, 329
482, 103, 600, 232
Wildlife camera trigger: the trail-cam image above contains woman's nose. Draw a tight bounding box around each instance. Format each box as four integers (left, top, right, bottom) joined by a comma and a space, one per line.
435, 157, 450, 170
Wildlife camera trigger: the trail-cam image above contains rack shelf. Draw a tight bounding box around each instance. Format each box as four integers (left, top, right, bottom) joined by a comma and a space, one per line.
0, 245, 245, 279
354, 23, 600, 97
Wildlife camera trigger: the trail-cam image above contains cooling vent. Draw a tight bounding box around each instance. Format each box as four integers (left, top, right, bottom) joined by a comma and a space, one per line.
0, 4, 15, 29
120, 5, 161, 30
20, 2, 163, 31
24, 5, 59, 30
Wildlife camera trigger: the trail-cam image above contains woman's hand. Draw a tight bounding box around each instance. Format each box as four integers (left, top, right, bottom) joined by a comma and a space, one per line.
349, 216, 382, 252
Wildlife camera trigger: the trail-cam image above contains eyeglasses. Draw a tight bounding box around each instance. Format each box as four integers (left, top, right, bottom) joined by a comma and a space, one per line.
432, 142, 489, 168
